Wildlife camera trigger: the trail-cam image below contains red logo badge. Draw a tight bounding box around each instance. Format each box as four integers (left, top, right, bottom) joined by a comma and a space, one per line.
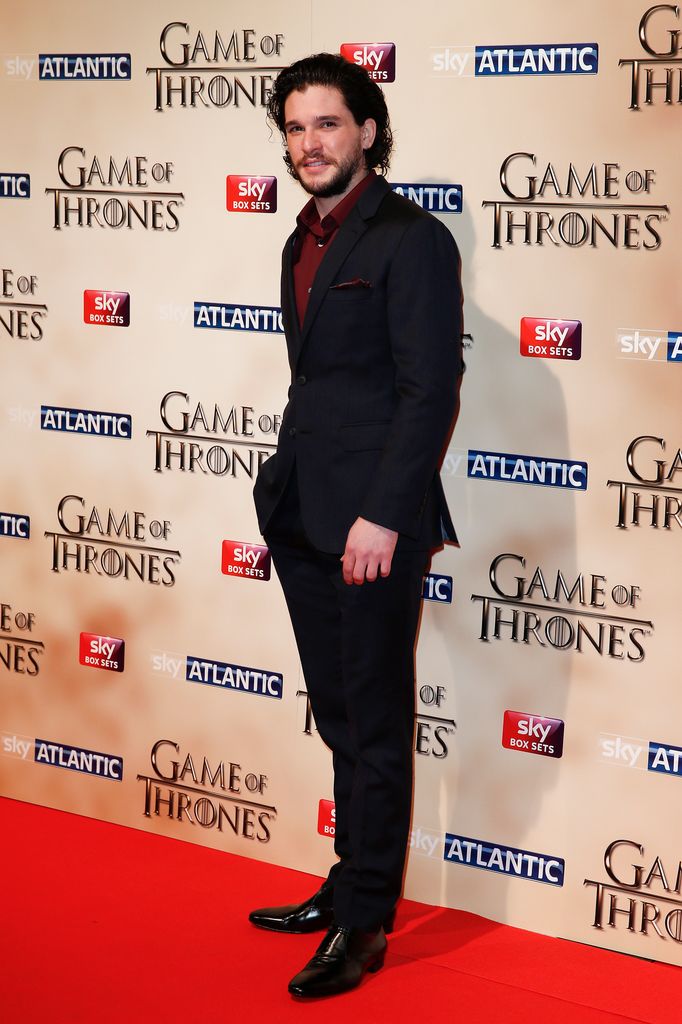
79, 632, 125, 672
317, 799, 336, 837
221, 541, 271, 581
502, 710, 564, 758
83, 290, 130, 327
226, 176, 277, 213
520, 318, 581, 360
340, 43, 396, 81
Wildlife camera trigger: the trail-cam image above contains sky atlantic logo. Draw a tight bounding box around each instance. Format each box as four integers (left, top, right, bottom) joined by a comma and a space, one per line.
1, 603, 44, 676
39, 54, 131, 80
502, 711, 564, 758
45, 146, 183, 230
1, 732, 33, 760
472, 552, 653, 662
620, 5, 682, 109
1, 269, 47, 340
391, 183, 462, 213
147, 24, 285, 112
226, 175, 277, 212
187, 655, 283, 698
616, 328, 682, 363
0, 173, 30, 198
648, 741, 682, 778
421, 573, 453, 603
41, 404, 132, 439
0, 514, 30, 539
45, 494, 180, 586
194, 302, 283, 333
468, 450, 588, 490
83, 290, 130, 327
431, 43, 597, 77
79, 632, 125, 673
608, 435, 682, 530
483, 152, 668, 250
35, 738, 123, 780
221, 540, 271, 580
520, 318, 582, 361
444, 833, 564, 886
340, 43, 395, 81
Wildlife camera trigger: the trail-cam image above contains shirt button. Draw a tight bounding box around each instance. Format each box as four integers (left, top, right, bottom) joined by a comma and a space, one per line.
289, 427, 297, 437
296, 375, 307, 385
317, 239, 325, 247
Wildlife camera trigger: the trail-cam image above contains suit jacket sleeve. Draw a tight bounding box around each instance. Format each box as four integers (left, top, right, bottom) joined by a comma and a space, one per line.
359, 214, 463, 537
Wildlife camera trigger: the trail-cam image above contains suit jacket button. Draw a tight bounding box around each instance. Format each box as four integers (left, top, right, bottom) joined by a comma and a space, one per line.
289, 427, 297, 437
296, 375, 307, 385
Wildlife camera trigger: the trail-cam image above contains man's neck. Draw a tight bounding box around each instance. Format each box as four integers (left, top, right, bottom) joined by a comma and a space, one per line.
313, 168, 370, 220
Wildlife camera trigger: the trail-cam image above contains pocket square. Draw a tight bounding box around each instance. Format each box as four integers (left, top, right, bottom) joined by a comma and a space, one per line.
330, 278, 372, 290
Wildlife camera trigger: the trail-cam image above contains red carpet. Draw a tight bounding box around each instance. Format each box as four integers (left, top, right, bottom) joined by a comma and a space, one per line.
0, 797, 678, 1022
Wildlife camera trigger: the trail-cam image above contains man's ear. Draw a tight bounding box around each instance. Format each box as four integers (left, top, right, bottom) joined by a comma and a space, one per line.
361, 118, 377, 151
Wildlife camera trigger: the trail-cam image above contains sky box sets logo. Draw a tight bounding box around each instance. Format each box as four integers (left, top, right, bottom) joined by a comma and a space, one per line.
520, 318, 582, 361
83, 290, 130, 327
340, 43, 395, 81
226, 175, 276, 212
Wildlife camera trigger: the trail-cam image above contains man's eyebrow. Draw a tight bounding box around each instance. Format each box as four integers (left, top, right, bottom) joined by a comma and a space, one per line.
284, 114, 342, 129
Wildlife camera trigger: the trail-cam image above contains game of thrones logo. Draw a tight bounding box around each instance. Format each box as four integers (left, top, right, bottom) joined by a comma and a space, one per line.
147, 22, 285, 111
44, 494, 181, 585
471, 553, 653, 661
297, 684, 457, 759
45, 146, 184, 229
585, 839, 682, 944
1, 268, 47, 341
147, 390, 279, 479
608, 435, 682, 530
138, 739, 276, 842
0, 602, 44, 676
620, 5, 682, 110
482, 152, 669, 248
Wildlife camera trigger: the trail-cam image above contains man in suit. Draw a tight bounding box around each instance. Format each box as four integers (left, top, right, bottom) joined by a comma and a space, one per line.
250, 53, 463, 998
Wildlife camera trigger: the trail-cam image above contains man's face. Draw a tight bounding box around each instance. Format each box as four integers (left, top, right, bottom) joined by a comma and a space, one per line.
283, 84, 376, 200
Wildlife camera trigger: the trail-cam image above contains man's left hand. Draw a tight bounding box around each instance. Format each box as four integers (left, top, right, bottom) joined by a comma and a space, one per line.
341, 517, 399, 585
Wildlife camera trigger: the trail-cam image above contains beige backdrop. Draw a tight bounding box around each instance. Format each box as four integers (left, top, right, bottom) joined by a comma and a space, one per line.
2, 0, 681, 967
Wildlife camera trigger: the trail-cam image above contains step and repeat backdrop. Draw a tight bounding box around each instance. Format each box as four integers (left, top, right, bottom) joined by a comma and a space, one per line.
2, 0, 680, 968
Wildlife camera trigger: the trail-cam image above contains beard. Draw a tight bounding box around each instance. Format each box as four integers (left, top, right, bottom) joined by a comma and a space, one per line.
292, 143, 366, 199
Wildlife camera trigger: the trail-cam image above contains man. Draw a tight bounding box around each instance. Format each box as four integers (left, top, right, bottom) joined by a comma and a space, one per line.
251, 52, 463, 998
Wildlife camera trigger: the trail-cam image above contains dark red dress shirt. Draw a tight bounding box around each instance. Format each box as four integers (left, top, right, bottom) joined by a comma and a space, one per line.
293, 170, 376, 327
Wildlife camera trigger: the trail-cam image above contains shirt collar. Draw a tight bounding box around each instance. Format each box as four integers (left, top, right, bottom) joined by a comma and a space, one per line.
296, 170, 376, 240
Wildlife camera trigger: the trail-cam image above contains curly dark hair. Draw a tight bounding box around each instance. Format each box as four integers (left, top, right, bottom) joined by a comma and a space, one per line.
267, 52, 393, 176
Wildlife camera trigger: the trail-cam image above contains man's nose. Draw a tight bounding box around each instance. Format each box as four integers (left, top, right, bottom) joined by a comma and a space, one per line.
301, 129, 321, 153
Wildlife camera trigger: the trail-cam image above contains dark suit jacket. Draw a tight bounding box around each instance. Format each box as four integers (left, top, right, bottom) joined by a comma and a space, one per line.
253, 174, 463, 554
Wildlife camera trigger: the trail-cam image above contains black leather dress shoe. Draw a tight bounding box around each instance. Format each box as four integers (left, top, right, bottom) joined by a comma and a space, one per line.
248, 882, 335, 934
288, 925, 387, 998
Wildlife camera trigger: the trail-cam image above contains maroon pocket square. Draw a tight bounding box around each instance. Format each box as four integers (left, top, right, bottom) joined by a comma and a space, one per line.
329, 278, 372, 290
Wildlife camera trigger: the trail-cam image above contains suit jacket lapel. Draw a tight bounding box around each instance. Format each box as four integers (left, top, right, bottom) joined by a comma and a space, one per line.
281, 228, 302, 363
287, 175, 391, 366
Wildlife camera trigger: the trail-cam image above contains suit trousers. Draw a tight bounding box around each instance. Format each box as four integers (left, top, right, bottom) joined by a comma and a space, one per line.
265, 472, 429, 930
